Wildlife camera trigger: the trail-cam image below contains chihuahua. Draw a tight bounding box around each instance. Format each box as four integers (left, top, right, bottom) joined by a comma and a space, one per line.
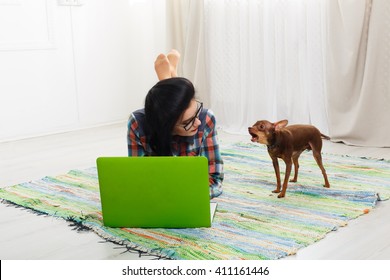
248, 120, 330, 198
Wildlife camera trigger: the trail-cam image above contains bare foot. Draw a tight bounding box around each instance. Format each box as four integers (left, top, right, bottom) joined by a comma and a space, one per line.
167, 49, 180, 77
154, 54, 171, 80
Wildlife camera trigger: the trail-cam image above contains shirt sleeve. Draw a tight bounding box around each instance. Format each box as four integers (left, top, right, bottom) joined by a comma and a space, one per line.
201, 110, 224, 198
127, 113, 146, 157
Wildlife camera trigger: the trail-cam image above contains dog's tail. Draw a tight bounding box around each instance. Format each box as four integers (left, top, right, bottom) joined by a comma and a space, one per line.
321, 133, 330, 140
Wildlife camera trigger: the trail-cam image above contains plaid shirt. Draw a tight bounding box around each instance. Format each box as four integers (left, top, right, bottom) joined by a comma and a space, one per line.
127, 108, 223, 198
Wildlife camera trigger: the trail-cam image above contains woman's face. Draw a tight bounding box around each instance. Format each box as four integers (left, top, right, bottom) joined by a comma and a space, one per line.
172, 99, 202, 136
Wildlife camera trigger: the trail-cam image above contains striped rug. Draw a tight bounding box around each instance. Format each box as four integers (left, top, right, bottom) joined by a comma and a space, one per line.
1, 142, 389, 260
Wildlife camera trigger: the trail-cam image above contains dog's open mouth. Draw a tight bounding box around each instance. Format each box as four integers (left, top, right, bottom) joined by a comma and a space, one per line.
249, 132, 258, 142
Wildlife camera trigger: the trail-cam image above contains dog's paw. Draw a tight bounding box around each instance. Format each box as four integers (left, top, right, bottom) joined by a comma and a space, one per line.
272, 189, 280, 193
289, 179, 297, 183
277, 193, 285, 198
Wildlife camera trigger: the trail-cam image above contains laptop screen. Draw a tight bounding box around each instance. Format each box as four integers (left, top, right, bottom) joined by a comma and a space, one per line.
96, 156, 213, 228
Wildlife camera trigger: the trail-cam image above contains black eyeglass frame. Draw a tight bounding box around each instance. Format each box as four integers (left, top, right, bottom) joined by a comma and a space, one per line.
182, 101, 203, 131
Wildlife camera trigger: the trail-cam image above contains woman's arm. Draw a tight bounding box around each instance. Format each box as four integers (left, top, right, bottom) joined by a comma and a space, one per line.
201, 110, 224, 198
127, 113, 146, 157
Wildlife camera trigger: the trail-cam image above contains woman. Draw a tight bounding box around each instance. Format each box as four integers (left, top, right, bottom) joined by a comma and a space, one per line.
127, 50, 223, 198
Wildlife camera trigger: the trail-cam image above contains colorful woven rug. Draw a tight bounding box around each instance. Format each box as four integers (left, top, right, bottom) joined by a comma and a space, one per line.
1, 142, 390, 260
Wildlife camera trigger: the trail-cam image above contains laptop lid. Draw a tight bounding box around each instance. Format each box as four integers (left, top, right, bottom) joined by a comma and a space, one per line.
96, 156, 213, 228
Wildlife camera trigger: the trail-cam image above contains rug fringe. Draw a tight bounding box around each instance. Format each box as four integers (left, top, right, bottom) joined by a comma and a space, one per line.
0, 198, 172, 260
1, 199, 49, 216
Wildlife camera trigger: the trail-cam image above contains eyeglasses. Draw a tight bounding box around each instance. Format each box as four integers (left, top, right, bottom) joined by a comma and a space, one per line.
182, 101, 203, 131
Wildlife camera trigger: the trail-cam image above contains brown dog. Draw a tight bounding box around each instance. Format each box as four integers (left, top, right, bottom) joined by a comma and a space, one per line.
248, 120, 330, 198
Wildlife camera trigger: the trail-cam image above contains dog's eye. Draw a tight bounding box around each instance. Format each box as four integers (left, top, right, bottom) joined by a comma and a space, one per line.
259, 124, 265, 130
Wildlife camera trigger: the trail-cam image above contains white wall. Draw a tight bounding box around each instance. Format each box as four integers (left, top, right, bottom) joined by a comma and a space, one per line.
0, 0, 167, 142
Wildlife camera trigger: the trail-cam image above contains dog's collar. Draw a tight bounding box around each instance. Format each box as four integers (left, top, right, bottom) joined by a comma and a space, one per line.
267, 133, 278, 150
267, 143, 278, 150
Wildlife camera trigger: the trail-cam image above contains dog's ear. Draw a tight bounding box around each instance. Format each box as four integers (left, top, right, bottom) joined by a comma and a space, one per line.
274, 120, 288, 131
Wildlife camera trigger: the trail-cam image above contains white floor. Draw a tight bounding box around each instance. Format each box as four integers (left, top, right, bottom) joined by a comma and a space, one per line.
1, 122, 390, 260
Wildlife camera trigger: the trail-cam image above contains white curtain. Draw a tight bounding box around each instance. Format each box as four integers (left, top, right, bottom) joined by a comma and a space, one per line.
326, 0, 390, 147
204, 0, 329, 135
167, 0, 390, 147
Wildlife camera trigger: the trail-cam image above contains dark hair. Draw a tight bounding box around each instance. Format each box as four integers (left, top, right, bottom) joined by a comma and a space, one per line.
145, 77, 195, 155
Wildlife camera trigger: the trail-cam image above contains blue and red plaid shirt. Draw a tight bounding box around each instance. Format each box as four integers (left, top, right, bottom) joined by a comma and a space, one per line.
127, 108, 223, 198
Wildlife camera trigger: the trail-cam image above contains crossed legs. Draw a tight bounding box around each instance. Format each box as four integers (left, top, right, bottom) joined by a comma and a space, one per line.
154, 49, 181, 81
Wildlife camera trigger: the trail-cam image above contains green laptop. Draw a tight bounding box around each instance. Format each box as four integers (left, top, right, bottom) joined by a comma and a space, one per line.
96, 156, 215, 228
